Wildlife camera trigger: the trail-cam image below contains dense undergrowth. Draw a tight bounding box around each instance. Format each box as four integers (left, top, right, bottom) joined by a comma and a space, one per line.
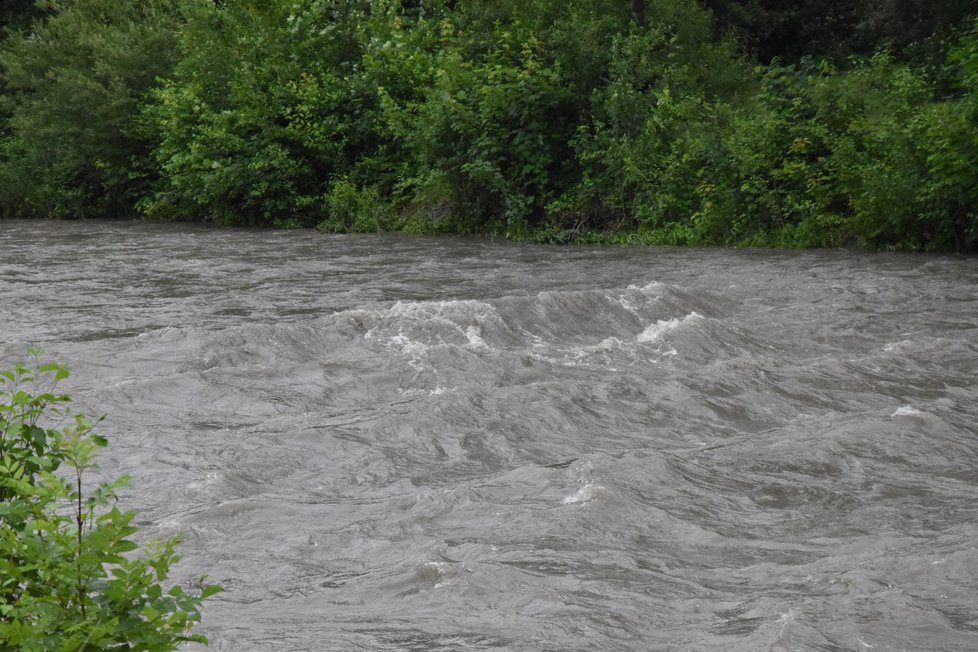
0, 0, 976, 251
0, 352, 220, 650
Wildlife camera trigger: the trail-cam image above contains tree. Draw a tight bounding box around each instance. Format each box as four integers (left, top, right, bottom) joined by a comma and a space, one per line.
0, 0, 198, 219
142, 0, 397, 226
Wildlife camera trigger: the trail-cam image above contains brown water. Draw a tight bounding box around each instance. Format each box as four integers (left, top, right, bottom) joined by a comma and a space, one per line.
2, 220, 977, 650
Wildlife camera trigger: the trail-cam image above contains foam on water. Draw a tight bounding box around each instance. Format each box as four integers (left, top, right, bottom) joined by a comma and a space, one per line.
3, 221, 978, 651
561, 482, 604, 505
891, 405, 921, 417
637, 311, 704, 343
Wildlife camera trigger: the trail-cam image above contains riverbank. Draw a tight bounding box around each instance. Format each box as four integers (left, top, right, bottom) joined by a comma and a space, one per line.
1, 2, 976, 252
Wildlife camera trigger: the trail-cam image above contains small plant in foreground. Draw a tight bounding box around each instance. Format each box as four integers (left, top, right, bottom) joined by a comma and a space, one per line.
0, 350, 220, 651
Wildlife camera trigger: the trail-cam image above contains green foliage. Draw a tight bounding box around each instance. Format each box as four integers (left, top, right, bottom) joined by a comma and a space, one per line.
690, 60, 857, 246
0, 0, 41, 36
143, 0, 431, 226
141, 1, 321, 225
0, 351, 219, 650
704, 0, 978, 63
407, 22, 579, 235
563, 6, 750, 236
827, 56, 937, 249
0, 0, 975, 249
0, 0, 197, 219
924, 22, 978, 250
318, 180, 393, 233
582, 40, 978, 251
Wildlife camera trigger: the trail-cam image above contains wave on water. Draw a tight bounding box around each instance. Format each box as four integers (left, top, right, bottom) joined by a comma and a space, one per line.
94, 281, 734, 398
7, 222, 978, 651
891, 405, 921, 417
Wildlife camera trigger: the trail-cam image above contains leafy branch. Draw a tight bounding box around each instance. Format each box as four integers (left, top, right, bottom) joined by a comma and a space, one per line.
0, 350, 220, 651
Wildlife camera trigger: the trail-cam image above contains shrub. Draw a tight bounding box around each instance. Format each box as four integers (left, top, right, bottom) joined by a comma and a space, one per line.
0, 352, 219, 650
143, 0, 426, 227
0, 0, 198, 219
317, 179, 393, 233
565, 7, 750, 237
406, 21, 579, 235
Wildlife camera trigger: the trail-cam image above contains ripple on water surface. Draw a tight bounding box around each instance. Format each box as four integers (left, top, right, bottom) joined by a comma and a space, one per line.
2, 221, 978, 650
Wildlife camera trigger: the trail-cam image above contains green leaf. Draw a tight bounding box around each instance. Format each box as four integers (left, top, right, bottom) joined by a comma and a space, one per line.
141, 605, 161, 622
111, 539, 139, 554
200, 584, 224, 599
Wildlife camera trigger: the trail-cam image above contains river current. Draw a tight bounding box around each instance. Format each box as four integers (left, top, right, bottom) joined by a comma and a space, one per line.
2, 220, 977, 650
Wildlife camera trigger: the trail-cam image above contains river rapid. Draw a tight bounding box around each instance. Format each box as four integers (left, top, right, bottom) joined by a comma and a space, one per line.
2, 220, 977, 651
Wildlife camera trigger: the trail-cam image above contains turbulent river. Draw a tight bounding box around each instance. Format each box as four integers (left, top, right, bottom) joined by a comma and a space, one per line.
2, 220, 978, 651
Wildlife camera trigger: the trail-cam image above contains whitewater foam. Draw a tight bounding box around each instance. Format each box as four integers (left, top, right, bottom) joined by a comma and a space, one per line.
562, 482, 604, 505
638, 312, 703, 343
891, 405, 921, 417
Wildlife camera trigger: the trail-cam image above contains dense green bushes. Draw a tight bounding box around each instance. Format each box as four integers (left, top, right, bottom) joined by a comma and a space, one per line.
0, 354, 219, 649
406, 11, 579, 234
144, 1, 383, 226
660, 48, 978, 250
559, 22, 978, 251
0, 0, 976, 250
0, 0, 199, 220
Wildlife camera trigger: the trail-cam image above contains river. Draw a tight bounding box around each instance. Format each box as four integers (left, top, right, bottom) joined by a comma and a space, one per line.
2, 220, 977, 650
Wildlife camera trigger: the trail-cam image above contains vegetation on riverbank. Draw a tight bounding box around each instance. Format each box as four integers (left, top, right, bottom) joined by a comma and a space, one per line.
0, 352, 219, 649
0, 1, 976, 251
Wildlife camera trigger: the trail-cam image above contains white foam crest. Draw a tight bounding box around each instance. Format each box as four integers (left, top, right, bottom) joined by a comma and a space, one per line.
562, 482, 604, 505
565, 337, 623, 359
135, 325, 193, 341
414, 560, 468, 589
415, 560, 449, 582
637, 312, 703, 343
593, 337, 623, 352
626, 280, 664, 293
386, 298, 496, 322
775, 608, 796, 639
618, 281, 664, 312
891, 405, 921, 417
883, 340, 913, 353
382, 332, 432, 379
464, 325, 492, 352
360, 298, 505, 352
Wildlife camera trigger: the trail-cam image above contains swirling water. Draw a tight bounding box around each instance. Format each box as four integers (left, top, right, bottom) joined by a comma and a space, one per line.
2, 220, 978, 651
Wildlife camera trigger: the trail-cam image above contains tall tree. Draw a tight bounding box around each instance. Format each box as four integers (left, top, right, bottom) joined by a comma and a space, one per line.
0, 0, 198, 218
